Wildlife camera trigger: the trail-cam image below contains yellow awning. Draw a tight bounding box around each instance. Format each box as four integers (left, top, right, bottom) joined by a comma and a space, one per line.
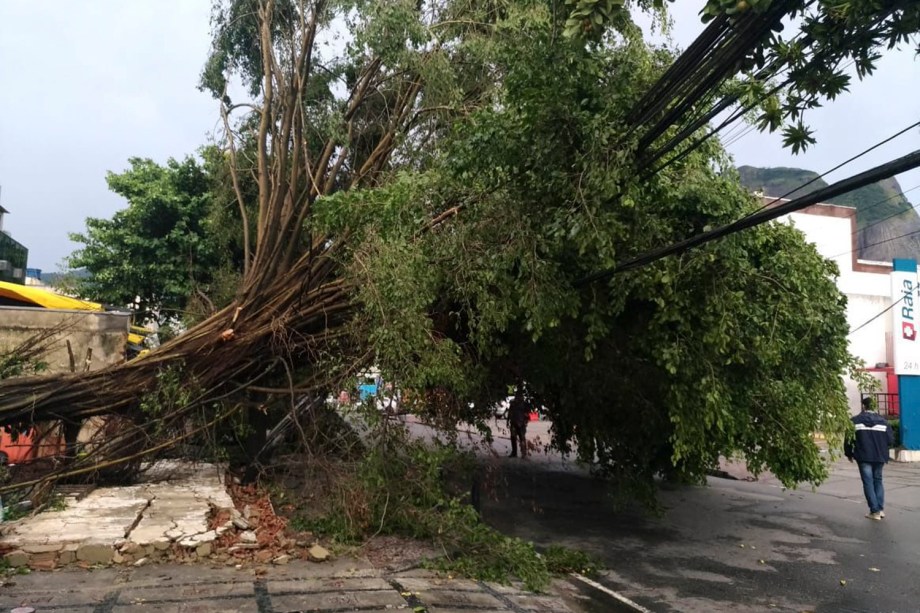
0, 281, 103, 311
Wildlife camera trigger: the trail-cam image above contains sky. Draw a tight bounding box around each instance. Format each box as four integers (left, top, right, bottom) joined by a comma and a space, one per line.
0, 2, 918, 272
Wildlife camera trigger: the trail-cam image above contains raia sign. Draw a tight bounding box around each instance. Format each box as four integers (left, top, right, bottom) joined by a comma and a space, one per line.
892, 260, 920, 375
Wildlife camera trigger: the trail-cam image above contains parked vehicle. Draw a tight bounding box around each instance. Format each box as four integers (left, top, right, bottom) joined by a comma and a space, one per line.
0, 427, 64, 466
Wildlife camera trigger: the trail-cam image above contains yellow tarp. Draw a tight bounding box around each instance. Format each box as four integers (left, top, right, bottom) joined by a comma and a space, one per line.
0, 281, 103, 311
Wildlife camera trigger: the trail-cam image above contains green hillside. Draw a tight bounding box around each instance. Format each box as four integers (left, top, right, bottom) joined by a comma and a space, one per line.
738, 165, 914, 230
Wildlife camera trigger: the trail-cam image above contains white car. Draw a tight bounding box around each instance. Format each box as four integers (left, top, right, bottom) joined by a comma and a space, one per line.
375, 395, 400, 414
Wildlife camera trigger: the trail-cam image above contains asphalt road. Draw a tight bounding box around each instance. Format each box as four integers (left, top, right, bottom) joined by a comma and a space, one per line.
451, 419, 920, 613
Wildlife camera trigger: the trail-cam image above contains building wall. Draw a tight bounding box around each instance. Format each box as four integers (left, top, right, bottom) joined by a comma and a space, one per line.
777, 202, 895, 413
0, 232, 28, 284
0, 307, 130, 373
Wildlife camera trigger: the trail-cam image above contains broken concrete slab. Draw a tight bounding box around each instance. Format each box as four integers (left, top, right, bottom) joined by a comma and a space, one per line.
0, 461, 234, 570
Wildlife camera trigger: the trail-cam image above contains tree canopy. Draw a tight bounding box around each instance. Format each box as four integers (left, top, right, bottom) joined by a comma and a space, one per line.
67, 155, 228, 323
312, 1, 853, 490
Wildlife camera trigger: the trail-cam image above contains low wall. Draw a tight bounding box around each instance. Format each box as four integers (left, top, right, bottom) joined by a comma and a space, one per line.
0, 306, 130, 373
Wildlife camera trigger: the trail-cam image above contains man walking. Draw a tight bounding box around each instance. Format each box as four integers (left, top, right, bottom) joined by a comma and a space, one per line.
508, 387, 529, 458
845, 397, 894, 520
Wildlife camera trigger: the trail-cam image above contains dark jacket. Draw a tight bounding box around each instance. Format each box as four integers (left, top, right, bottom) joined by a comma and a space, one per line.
844, 410, 894, 464
508, 395, 530, 428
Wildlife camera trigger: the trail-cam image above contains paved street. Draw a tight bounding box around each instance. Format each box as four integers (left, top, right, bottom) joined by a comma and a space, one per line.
479, 443, 920, 613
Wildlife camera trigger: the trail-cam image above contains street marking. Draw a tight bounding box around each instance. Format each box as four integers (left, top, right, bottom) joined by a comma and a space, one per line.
570, 572, 653, 613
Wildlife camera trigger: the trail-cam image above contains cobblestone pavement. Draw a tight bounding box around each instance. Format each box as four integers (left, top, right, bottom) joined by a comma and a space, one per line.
0, 559, 585, 613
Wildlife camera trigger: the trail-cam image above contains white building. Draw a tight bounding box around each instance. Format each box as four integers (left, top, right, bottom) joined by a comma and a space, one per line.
773, 198, 894, 412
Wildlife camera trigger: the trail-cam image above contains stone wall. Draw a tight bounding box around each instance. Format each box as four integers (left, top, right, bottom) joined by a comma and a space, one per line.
0, 306, 130, 373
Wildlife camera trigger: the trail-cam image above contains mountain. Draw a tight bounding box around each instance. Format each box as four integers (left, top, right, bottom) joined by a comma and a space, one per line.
40, 268, 91, 290
738, 166, 920, 262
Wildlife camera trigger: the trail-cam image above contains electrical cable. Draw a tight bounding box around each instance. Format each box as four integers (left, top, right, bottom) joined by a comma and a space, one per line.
828, 226, 920, 262
744, 119, 920, 216
627, 1, 800, 155
767, 184, 920, 257
840, 184, 920, 239
848, 287, 917, 337
576, 149, 920, 286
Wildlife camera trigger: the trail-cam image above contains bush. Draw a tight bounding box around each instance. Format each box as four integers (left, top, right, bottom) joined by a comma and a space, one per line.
889, 419, 900, 447
288, 416, 597, 591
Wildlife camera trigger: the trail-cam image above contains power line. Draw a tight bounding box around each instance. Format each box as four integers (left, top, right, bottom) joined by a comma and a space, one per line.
780, 184, 920, 261
828, 226, 920, 262
576, 149, 920, 286
746, 119, 920, 217
722, 124, 758, 149
848, 287, 917, 337
841, 184, 920, 239
643, 46, 861, 176
628, 1, 800, 160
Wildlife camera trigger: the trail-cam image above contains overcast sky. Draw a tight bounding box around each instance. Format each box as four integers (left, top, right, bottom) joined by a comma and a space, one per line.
0, 2, 917, 271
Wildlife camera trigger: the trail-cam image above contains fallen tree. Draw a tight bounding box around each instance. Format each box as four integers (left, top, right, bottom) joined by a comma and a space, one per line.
1, 0, 918, 494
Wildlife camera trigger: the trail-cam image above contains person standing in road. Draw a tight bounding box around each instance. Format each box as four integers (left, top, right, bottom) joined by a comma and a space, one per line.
508, 387, 529, 458
845, 397, 895, 520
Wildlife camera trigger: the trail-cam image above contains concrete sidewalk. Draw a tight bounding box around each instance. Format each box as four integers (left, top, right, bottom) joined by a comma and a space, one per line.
717, 453, 920, 513
1, 558, 582, 613
1, 462, 234, 570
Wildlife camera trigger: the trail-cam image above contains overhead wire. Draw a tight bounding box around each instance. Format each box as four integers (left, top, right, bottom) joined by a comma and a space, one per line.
742, 119, 920, 217
842, 184, 920, 237
847, 288, 914, 336
574, 3, 919, 285
764, 184, 920, 252
828, 225, 920, 262
576, 149, 920, 286
625, 1, 801, 159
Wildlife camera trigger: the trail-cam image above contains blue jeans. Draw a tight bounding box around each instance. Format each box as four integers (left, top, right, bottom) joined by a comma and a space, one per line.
857, 461, 885, 514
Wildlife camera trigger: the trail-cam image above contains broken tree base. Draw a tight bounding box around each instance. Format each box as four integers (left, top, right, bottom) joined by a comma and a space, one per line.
0, 460, 233, 570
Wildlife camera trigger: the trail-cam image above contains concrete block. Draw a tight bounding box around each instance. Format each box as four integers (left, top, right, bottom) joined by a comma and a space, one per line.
4, 550, 29, 567
216, 521, 234, 536
153, 538, 171, 551
271, 590, 405, 611
29, 551, 58, 570
76, 544, 114, 564
232, 517, 250, 530
179, 529, 218, 548
267, 578, 392, 594
22, 543, 63, 553
119, 541, 142, 555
